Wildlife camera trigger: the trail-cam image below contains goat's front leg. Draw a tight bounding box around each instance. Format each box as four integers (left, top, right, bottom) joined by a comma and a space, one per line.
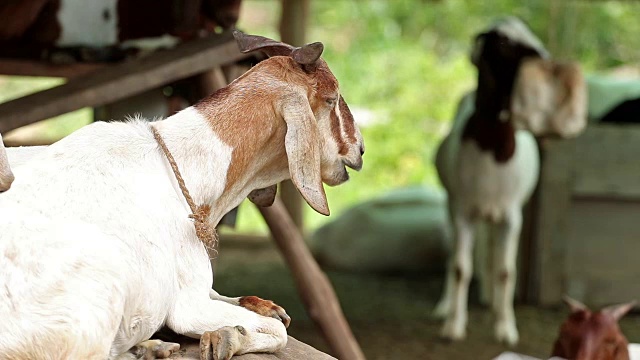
440, 214, 476, 341
209, 290, 291, 327
491, 208, 522, 346
167, 291, 288, 360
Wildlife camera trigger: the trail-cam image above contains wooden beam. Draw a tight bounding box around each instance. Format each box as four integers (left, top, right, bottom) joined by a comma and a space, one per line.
257, 199, 365, 360
278, 0, 310, 231
0, 32, 247, 133
0, 59, 105, 79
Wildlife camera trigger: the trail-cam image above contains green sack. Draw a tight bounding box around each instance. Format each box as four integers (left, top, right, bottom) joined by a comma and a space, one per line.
310, 186, 451, 274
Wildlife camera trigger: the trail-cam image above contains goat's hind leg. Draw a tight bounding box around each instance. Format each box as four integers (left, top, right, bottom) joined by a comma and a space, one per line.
491, 208, 522, 346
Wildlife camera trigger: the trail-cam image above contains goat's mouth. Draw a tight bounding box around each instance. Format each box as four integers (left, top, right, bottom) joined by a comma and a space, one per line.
343, 159, 363, 172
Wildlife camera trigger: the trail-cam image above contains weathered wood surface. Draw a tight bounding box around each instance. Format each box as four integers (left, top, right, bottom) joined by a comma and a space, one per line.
0, 31, 247, 133
529, 123, 640, 307
169, 336, 335, 360
258, 199, 366, 360
0, 58, 105, 78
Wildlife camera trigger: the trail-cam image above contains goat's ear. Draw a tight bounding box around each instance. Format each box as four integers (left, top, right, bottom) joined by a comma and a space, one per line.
511, 58, 587, 138
233, 30, 295, 57
563, 295, 588, 313
602, 301, 637, 321
291, 42, 324, 65
248, 185, 277, 207
233, 30, 324, 66
280, 93, 330, 216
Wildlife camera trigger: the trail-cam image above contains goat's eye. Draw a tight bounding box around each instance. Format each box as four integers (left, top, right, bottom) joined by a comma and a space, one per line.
326, 97, 337, 106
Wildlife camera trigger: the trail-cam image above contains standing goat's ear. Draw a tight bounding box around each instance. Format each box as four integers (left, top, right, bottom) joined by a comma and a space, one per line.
280, 93, 330, 216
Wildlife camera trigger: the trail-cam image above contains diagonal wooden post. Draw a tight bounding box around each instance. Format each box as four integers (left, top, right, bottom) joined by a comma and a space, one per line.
257, 198, 365, 360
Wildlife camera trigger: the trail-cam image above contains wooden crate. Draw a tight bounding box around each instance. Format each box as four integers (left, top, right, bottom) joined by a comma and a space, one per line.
526, 123, 640, 307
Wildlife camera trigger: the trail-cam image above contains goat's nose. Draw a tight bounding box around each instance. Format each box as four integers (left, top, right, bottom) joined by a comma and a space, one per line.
360, 145, 365, 156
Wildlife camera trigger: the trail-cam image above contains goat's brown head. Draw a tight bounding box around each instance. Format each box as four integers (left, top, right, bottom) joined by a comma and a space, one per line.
552, 295, 635, 360
233, 31, 364, 216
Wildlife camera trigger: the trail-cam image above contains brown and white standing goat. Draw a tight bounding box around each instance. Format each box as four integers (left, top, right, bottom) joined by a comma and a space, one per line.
552, 296, 636, 360
432, 17, 587, 345
0, 31, 363, 359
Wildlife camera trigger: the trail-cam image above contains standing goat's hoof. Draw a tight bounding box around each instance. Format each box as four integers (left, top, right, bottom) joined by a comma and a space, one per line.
495, 320, 519, 346
239, 296, 291, 328
440, 319, 466, 341
130, 339, 180, 359
200, 326, 246, 360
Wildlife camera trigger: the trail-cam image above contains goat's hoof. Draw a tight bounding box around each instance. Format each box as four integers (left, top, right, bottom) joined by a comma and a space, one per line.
440, 320, 466, 341
239, 296, 291, 328
130, 339, 180, 359
200, 326, 245, 360
495, 321, 519, 346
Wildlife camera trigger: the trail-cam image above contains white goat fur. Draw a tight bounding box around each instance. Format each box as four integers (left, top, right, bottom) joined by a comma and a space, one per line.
433, 17, 587, 346
0, 36, 363, 359
0, 136, 14, 192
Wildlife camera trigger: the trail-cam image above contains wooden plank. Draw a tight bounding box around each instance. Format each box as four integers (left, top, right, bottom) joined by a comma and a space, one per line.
278, 0, 310, 231
571, 124, 640, 199
565, 199, 640, 306
0, 32, 247, 133
258, 199, 365, 360
533, 137, 577, 306
0, 58, 105, 78
168, 336, 335, 360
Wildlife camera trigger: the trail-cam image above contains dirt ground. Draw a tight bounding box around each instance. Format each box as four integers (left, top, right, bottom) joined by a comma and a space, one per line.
212, 236, 640, 360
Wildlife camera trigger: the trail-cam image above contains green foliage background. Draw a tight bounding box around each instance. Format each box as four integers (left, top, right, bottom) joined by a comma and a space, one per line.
1, 0, 639, 234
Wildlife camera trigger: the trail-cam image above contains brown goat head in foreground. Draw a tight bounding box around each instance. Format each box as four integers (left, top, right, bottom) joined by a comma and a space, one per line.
552, 296, 636, 360
222, 30, 364, 215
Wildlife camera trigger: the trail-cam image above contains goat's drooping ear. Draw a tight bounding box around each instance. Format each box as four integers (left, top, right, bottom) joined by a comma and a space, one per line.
248, 185, 277, 207
511, 58, 587, 138
563, 295, 588, 313
233, 30, 324, 66
602, 301, 637, 321
280, 93, 330, 216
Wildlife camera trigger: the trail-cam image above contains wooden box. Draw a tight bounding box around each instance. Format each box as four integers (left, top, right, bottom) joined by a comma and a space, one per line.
524, 123, 640, 307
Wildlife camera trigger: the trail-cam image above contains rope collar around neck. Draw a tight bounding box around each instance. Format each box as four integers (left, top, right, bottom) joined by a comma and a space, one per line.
150, 125, 217, 253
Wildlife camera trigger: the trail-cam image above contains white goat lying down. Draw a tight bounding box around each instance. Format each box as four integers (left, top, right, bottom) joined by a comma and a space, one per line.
0, 135, 14, 192
433, 17, 587, 345
0, 31, 364, 360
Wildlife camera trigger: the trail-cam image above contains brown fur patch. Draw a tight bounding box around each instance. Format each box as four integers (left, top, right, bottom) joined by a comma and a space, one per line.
238, 296, 279, 317
339, 95, 357, 143
455, 266, 463, 283
462, 112, 516, 163
194, 56, 340, 193
330, 109, 348, 155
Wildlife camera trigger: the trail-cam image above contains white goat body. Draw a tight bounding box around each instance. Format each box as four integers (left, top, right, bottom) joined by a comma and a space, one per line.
433, 91, 539, 344
0, 136, 14, 192
0, 31, 364, 360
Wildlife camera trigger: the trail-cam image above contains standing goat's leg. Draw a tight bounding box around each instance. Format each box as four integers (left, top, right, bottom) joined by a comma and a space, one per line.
491, 208, 522, 346
433, 203, 460, 318
440, 214, 476, 341
166, 291, 288, 360
475, 222, 494, 307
